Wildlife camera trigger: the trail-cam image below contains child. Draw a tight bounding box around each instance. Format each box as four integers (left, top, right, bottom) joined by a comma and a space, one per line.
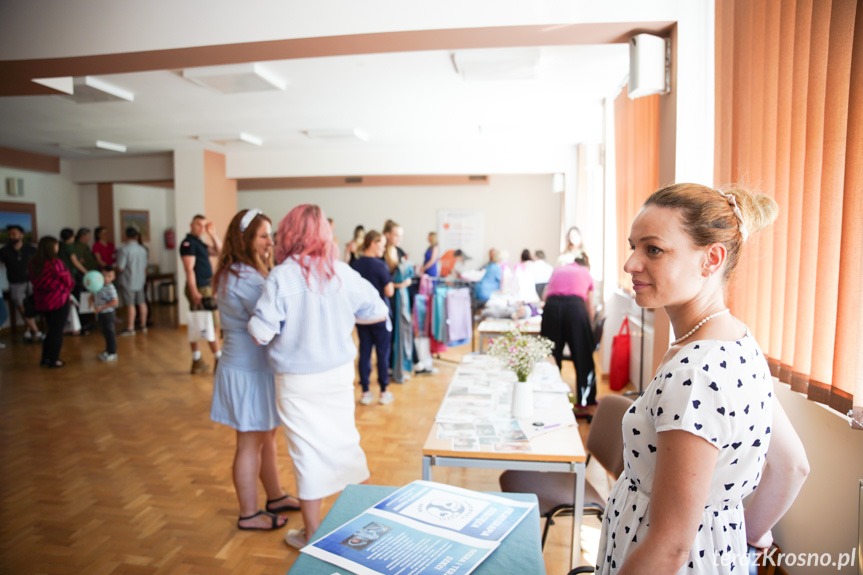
92, 266, 119, 362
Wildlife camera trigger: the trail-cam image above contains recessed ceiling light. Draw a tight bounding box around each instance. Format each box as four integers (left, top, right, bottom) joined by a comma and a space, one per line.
32, 76, 74, 94
182, 63, 287, 93
451, 48, 542, 81
32, 76, 134, 103
238, 132, 263, 146
58, 140, 127, 154
302, 129, 369, 142
95, 140, 127, 152
195, 132, 263, 147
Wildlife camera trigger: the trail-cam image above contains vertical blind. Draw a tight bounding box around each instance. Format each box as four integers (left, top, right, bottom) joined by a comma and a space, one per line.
715, 0, 862, 427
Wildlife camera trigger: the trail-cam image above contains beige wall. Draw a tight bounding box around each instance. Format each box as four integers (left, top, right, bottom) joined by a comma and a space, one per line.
0, 165, 81, 250
203, 151, 236, 245
113, 184, 176, 275
237, 174, 562, 269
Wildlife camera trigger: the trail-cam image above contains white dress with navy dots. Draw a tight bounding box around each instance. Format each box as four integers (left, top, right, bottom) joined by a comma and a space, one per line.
595, 330, 773, 574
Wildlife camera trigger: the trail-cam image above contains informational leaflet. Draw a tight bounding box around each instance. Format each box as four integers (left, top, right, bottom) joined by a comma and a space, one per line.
433, 356, 574, 450
301, 480, 536, 575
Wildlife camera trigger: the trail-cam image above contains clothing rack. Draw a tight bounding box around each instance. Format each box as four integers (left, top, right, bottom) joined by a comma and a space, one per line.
424, 277, 475, 360
430, 277, 474, 289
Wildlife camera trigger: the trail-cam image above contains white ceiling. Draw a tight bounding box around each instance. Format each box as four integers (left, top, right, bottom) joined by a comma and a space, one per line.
0, 44, 629, 161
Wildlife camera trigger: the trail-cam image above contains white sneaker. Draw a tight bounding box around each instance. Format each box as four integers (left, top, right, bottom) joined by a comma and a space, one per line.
98, 352, 118, 362
284, 528, 307, 550
0, 342, 6, 350
414, 366, 439, 376
23, 331, 33, 343
359, 391, 373, 405
34, 331, 45, 341
379, 391, 395, 405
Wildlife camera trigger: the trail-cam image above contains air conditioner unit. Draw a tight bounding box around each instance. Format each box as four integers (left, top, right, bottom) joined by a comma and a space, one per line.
628, 33, 669, 98
6, 178, 23, 197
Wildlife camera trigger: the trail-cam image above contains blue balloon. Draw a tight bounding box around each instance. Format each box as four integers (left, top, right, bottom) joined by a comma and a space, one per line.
83, 270, 105, 294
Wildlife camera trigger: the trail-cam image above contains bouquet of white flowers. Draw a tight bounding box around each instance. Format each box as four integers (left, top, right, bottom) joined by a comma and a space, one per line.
487, 329, 554, 382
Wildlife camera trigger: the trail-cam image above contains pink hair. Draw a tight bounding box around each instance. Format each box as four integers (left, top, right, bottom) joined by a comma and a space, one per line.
275, 204, 336, 288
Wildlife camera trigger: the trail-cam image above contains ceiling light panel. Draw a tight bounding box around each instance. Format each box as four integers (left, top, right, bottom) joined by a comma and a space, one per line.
302, 129, 369, 142
452, 48, 542, 81
33, 75, 134, 103
195, 132, 263, 147
32, 76, 74, 94
96, 140, 127, 152
59, 140, 127, 154
182, 63, 287, 93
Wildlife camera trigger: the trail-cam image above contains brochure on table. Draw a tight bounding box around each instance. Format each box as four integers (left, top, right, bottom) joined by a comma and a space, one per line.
301, 480, 536, 575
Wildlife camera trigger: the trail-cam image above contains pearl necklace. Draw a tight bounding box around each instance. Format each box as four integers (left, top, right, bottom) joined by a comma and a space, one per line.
671, 309, 730, 346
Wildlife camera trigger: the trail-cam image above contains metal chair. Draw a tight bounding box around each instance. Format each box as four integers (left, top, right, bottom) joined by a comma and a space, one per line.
499, 394, 634, 549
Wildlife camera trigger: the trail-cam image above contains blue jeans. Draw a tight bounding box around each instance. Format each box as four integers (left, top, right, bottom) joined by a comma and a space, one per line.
0, 295, 8, 327
357, 322, 391, 393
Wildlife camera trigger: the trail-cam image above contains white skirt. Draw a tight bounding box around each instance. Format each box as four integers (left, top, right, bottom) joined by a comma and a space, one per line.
274, 362, 370, 500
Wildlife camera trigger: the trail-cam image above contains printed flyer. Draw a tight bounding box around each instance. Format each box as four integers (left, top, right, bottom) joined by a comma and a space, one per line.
300, 480, 536, 575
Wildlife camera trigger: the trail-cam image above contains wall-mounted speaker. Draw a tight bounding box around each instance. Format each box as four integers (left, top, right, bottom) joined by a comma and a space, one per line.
628, 33, 669, 98
5, 178, 24, 197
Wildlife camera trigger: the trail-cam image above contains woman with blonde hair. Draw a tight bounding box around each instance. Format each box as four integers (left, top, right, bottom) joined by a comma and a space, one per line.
382, 219, 413, 383
249, 205, 389, 548
212, 209, 300, 531
596, 184, 808, 574
420, 231, 440, 277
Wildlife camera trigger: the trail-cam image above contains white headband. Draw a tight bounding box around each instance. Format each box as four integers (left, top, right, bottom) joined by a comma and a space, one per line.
716, 191, 749, 243
239, 209, 262, 232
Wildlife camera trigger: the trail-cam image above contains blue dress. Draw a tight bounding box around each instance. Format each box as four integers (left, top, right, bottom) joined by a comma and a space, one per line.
210, 264, 279, 431
423, 246, 439, 277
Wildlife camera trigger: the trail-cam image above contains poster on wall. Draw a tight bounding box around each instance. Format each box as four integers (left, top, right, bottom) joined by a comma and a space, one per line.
437, 210, 484, 271
120, 210, 150, 242
0, 202, 37, 245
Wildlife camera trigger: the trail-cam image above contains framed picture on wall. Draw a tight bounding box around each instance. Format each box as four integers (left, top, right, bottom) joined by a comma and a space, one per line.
120, 209, 150, 242
0, 201, 38, 245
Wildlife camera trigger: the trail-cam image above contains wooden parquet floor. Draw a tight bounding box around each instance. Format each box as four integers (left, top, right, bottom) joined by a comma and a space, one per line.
0, 307, 619, 575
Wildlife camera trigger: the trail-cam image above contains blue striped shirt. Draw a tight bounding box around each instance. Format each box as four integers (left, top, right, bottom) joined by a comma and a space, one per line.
248, 258, 390, 374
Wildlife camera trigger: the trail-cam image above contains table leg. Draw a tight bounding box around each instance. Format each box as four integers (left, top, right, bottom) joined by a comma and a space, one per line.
571, 461, 586, 569
422, 455, 432, 481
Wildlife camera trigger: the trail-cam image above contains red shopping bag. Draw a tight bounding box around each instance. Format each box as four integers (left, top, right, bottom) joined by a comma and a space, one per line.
609, 317, 630, 391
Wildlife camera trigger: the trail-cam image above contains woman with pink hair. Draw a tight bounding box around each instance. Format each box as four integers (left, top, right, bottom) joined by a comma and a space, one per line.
248, 204, 390, 549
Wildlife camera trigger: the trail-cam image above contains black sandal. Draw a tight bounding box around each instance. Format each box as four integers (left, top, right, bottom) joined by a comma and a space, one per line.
237, 510, 288, 531
266, 494, 302, 513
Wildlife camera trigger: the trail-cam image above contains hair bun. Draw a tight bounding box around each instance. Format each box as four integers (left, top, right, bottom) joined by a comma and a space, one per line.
722, 186, 779, 237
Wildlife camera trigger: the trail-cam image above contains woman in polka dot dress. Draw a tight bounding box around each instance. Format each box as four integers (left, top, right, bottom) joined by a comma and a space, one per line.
596, 184, 809, 575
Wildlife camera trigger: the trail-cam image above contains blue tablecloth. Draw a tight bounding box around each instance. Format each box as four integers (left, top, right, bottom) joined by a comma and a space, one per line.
288, 484, 545, 575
